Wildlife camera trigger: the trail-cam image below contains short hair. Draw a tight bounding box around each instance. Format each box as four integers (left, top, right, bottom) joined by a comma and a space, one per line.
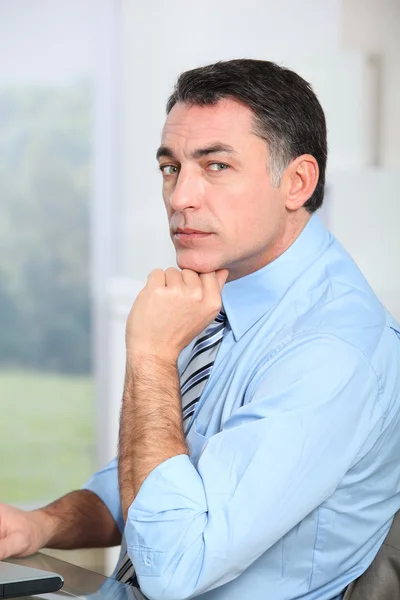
166, 59, 327, 213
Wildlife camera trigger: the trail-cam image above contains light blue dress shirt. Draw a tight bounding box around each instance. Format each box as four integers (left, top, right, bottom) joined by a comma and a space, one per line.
84, 214, 400, 600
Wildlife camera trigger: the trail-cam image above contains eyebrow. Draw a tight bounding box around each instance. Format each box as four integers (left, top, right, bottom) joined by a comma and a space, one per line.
156, 143, 236, 161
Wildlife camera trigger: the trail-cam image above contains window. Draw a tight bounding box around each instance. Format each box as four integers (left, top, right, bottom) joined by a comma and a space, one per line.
0, 0, 97, 507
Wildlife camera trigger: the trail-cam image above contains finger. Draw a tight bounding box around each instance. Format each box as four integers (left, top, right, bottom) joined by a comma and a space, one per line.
200, 270, 229, 296
165, 267, 184, 289
215, 269, 229, 291
146, 269, 166, 289
199, 272, 224, 311
0, 532, 25, 560
181, 269, 201, 287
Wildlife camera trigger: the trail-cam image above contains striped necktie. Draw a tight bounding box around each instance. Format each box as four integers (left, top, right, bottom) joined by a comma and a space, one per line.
181, 309, 226, 432
115, 309, 227, 588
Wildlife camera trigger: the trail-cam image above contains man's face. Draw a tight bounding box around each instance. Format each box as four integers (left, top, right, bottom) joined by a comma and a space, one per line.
158, 98, 288, 280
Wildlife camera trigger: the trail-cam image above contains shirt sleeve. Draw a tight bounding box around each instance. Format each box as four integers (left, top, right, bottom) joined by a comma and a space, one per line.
81, 457, 124, 533
124, 333, 382, 600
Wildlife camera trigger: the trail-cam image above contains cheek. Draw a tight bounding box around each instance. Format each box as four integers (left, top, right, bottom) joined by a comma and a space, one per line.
162, 193, 172, 217
228, 187, 277, 239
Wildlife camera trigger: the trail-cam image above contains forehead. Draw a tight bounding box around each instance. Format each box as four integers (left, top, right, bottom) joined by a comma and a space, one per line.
161, 98, 256, 150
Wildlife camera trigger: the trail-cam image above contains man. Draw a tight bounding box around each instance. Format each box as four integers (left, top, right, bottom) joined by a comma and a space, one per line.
1, 59, 400, 600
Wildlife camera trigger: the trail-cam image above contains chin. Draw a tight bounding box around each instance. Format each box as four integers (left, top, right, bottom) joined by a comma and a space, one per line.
176, 252, 220, 274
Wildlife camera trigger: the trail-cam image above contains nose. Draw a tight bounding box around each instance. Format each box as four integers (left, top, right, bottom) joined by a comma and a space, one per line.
168, 168, 203, 213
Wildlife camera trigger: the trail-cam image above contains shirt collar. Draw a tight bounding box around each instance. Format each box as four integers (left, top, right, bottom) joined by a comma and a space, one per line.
221, 213, 332, 341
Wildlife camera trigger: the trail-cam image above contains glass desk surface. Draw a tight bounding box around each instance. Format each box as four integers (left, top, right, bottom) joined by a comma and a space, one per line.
7, 554, 146, 600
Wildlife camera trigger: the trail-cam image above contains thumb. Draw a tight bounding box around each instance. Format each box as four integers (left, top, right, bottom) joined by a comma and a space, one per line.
215, 269, 229, 291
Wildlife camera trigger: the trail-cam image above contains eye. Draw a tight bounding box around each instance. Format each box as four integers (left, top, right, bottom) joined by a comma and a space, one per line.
208, 162, 230, 172
160, 165, 179, 176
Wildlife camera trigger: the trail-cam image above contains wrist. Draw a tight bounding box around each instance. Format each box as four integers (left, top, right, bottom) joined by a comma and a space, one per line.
126, 347, 178, 369
31, 508, 60, 548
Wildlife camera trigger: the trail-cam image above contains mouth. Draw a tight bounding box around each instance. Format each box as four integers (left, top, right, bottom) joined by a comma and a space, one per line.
173, 228, 213, 242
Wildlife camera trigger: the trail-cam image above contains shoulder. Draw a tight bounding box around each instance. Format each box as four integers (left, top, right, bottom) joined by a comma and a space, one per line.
249, 239, 399, 411
287, 237, 389, 363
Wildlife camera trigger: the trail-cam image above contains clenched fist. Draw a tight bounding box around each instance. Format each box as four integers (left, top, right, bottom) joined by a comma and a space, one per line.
0, 502, 52, 560
125, 268, 229, 363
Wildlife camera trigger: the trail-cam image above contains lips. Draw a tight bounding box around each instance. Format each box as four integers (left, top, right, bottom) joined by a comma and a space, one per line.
175, 228, 208, 235
173, 228, 212, 243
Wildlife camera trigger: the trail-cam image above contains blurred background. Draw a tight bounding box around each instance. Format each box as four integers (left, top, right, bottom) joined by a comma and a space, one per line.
0, 0, 399, 576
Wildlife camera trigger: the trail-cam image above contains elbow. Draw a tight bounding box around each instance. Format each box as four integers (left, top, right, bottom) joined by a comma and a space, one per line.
131, 545, 205, 600
138, 576, 193, 600
137, 573, 198, 600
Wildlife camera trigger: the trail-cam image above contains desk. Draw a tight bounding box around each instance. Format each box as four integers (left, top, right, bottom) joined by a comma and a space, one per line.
7, 554, 146, 599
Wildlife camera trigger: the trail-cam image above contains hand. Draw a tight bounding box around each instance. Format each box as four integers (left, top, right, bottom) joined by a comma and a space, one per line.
0, 502, 53, 560
125, 268, 229, 363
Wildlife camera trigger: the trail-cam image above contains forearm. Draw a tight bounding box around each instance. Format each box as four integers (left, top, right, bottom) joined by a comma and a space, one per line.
35, 490, 121, 550
118, 353, 189, 521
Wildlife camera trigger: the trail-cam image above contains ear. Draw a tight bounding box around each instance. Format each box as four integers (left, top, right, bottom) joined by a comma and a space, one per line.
283, 154, 319, 211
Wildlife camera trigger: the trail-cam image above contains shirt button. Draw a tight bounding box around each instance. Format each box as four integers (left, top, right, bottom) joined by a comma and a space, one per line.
144, 557, 152, 566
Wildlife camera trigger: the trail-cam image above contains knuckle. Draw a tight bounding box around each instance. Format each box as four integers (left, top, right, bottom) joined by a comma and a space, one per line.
168, 286, 180, 299
191, 288, 203, 302
154, 286, 165, 298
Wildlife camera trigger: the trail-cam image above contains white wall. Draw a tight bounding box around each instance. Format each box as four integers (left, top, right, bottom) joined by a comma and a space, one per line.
334, 1, 400, 321
328, 170, 400, 321
341, 0, 400, 167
